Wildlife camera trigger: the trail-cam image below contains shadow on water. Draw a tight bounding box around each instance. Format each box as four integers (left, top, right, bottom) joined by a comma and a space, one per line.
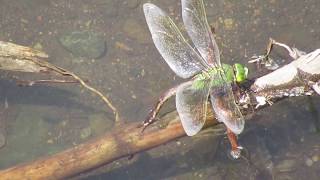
0, 79, 96, 112
0, 77, 115, 169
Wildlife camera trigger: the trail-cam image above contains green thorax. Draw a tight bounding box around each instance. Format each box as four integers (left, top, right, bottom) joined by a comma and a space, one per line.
192, 63, 248, 90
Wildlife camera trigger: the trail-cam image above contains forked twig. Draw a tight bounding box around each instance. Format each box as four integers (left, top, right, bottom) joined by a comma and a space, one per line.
0, 40, 120, 122
30, 59, 120, 122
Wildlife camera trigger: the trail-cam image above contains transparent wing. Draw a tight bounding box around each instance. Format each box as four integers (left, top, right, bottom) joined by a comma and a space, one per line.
209, 74, 245, 134
176, 80, 211, 136
143, 3, 208, 79
182, 0, 221, 66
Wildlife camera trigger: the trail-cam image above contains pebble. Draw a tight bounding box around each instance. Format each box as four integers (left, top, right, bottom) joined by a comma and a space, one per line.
115, 41, 133, 52
47, 139, 54, 144
80, 127, 92, 139
312, 155, 319, 162
223, 18, 234, 30
275, 159, 296, 172
305, 157, 313, 167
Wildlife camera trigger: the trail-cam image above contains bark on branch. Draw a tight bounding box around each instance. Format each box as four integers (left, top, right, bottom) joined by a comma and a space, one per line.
0, 111, 217, 179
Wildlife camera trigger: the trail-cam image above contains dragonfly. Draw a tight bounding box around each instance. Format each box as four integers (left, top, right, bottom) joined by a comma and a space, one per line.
142, 0, 248, 158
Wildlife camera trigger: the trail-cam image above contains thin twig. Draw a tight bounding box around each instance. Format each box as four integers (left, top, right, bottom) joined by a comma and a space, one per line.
66, 72, 120, 122
30, 58, 120, 122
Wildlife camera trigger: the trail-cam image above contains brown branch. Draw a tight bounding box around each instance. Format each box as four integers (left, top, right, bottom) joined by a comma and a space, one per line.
0, 110, 217, 180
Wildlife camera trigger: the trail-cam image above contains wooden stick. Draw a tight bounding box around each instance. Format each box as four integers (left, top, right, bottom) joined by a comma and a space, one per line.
0, 111, 217, 180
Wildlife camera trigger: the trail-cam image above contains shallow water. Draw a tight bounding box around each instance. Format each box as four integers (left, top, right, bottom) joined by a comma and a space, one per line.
0, 0, 319, 179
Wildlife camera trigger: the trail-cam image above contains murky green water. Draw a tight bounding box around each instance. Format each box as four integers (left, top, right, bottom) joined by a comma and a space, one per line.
0, 0, 319, 179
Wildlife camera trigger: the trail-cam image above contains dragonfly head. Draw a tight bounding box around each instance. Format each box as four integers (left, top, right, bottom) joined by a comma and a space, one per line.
233, 63, 248, 83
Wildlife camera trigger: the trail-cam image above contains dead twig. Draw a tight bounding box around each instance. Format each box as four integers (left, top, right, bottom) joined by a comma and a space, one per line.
0, 110, 216, 179
0, 41, 120, 122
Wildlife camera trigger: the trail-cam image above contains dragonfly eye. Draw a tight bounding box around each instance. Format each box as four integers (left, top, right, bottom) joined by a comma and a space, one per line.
233, 63, 248, 83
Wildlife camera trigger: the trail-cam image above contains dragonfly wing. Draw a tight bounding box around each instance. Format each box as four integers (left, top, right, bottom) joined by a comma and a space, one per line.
209, 76, 245, 134
143, 3, 207, 79
182, 0, 221, 66
176, 80, 210, 136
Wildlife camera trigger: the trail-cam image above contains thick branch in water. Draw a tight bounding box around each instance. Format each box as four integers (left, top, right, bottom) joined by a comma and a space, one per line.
0, 111, 216, 179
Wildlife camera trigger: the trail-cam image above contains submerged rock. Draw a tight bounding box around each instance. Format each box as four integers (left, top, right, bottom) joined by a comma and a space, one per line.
59, 31, 107, 59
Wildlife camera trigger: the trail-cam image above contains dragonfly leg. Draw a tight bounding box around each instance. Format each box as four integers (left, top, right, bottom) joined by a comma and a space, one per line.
141, 80, 194, 132
268, 38, 306, 59
142, 86, 177, 131
250, 38, 306, 70
226, 128, 243, 159
264, 38, 305, 60
141, 83, 179, 131
249, 38, 280, 70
